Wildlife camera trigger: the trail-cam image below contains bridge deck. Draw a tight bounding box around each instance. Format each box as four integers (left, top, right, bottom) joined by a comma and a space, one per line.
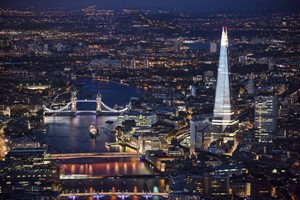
51, 152, 141, 160
60, 192, 168, 197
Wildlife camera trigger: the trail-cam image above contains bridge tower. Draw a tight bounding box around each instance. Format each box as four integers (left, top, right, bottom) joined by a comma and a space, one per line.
71, 91, 77, 116
96, 93, 102, 116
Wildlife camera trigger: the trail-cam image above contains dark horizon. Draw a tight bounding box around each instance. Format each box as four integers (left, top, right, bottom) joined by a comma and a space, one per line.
1, 0, 300, 13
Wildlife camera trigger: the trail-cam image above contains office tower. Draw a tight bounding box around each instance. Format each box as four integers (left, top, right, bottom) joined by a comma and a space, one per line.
43, 43, 48, 54
247, 76, 254, 95
131, 58, 136, 69
144, 58, 149, 69
211, 27, 238, 142
190, 116, 210, 155
254, 95, 278, 143
210, 42, 217, 53
190, 85, 196, 97
268, 58, 274, 71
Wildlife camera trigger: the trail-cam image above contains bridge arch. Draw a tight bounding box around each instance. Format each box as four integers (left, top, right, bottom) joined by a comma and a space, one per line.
43, 92, 130, 115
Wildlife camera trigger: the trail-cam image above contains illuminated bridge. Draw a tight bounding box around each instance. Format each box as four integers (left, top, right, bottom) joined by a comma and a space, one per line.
50, 152, 141, 160
61, 192, 169, 199
44, 92, 130, 115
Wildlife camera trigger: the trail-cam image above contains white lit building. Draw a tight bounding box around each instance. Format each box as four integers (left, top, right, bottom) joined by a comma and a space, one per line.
211, 27, 238, 142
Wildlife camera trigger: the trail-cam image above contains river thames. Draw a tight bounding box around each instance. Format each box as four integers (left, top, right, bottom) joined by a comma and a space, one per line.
39, 79, 168, 199
41, 78, 145, 153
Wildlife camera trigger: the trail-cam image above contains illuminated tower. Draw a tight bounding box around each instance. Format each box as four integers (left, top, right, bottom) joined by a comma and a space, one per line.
96, 93, 102, 115
71, 91, 77, 116
211, 27, 238, 141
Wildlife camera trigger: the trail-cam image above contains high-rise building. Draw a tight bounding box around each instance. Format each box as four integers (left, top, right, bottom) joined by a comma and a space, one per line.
268, 58, 274, 71
210, 42, 217, 53
131, 58, 136, 69
144, 58, 149, 69
190, 116, 210, 155
247, 76, 254, 95
190, 85, 197, 97
43, 43, 48, 54
254, 95, 278, 143
211, 27, 238, 142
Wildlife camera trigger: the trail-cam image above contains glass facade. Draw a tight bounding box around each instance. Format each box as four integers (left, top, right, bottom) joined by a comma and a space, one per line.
212, 27, 237, 141
254, 95, 278, 142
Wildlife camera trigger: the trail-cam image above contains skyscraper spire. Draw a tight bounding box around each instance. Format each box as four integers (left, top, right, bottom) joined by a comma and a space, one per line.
211, 27, 238, 142
221, 27, 228, 47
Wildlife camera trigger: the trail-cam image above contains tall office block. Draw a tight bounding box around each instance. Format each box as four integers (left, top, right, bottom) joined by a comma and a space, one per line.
210, 42, 217, 53
211, 27, 238, 142
254, 95, 278, 142
190, 117, 210, 155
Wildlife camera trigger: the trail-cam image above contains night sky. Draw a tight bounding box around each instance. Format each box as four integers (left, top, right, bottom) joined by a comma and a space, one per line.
1, 0, 299, 12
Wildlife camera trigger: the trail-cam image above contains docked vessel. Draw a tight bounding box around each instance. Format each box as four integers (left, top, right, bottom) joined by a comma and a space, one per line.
89, 123, 98, 137
105, 120, 114, 125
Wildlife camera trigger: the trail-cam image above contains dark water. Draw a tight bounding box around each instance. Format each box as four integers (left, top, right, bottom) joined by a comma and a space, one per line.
42, 115, 120, 153
41, 78, 145, 153
77, 78, 144, 107
61, 160, 154, 176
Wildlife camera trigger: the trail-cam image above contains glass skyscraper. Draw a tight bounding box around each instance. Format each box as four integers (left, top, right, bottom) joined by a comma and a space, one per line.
254, 95, 278, 143
211, 27, 238, 141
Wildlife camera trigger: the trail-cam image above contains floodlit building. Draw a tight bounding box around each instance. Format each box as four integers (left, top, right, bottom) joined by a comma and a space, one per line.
211, 27, 238, 142
137, 132, 160, 154
119, 111, 157, 127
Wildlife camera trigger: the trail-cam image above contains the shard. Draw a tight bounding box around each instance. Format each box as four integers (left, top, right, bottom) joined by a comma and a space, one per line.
211, 27, 238, 141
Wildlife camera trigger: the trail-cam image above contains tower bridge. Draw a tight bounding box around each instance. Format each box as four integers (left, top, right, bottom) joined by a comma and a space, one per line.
43, 92, 130, 115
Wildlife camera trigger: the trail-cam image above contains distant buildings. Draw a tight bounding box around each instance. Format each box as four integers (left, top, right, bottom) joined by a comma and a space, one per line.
211, 27, 238, 142
169, 174, 230, 198
254, 95, 278, 143
119, 111, 157, 127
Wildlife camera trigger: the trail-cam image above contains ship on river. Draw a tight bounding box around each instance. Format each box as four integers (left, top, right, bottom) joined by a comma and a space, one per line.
89, 123, 99, 137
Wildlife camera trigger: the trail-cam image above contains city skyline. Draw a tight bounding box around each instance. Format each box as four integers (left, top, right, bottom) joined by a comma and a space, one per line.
0, 5, 299, 199
1, 0, 300, 12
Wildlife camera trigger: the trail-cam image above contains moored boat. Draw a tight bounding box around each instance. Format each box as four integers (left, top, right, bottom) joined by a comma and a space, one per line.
89, 123, 98, 136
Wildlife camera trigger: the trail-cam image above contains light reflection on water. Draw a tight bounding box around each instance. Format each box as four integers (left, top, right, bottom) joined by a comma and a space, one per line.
41, 115, 120, 153
61, 161, 153, 176
41, 78, 145, 154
